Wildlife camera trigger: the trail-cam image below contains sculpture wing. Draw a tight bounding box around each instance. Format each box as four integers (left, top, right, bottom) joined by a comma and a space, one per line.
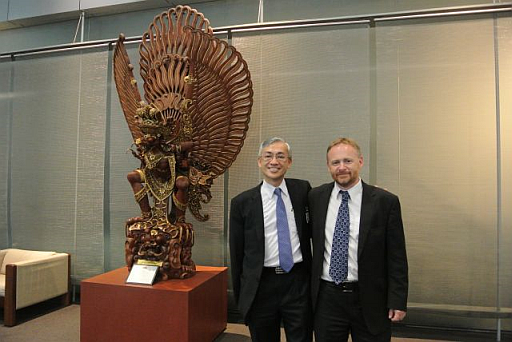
113, 34, 143, 140
139, 5, 212, 106
128, 6, 252, 221
186, 27, 253, 178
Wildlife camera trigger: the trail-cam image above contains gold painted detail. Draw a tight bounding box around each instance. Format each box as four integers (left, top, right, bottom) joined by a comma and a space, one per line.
151, 200, 168, 220
134, 186, 149, 203
172, 192, 187, 211
137, 259, 163, 267
145, 154, 177, 202
181, 113, 193, 139
184, 75, 196, 84
187, 167, 213, 222
180, 99, 193, 112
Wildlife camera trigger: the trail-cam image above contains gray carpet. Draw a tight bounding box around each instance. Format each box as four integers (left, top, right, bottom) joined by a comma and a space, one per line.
0, 304, 434, 342
0, 305, 80, 342
1, 302, 504, 341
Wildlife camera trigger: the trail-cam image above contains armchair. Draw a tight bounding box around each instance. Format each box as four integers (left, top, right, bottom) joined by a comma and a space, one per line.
0, 248, 71, 326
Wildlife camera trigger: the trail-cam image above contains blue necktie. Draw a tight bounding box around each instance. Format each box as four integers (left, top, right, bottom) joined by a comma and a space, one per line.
275, 188, 294, 273
329, 190, 350, 285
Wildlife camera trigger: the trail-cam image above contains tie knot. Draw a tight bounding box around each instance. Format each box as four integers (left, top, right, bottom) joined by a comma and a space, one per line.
274, 187, 282, 197
340, 190, 350, 202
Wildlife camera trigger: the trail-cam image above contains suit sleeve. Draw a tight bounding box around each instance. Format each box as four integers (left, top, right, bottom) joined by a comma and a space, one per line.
229, 196, 245, 305
386, 196, 409, 311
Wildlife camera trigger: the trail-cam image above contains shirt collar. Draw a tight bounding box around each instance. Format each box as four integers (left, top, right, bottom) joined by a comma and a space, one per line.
262, 179, 289, 199
332, 178, 362, 199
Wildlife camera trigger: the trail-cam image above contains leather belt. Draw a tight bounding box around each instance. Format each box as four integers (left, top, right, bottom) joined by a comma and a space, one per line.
321, 279, 359, 293
264, 262, 303, 275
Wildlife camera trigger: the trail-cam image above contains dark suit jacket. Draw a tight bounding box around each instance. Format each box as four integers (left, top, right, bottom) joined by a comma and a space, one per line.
309, 181, 408, 335
229, 178, 312, 322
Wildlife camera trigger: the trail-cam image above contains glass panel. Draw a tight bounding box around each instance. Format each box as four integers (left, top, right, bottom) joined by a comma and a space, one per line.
231, 25, 371, 191
11, 53, 80, 253
73, 50, 109, 281
376, 16, 499, 329
0, 60, 11, 249
497, 14, 512, 331
10, 49, 108, 282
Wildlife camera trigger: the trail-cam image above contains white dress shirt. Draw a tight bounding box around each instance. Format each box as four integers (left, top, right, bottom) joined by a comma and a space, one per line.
261, 180, 303, 267
321, 179, 362, 282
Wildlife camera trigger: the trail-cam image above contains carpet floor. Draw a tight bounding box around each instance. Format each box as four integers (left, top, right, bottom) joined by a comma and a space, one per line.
0, 301, 508, 341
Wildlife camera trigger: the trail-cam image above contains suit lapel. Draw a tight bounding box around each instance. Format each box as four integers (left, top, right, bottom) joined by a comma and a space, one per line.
252, 184, 265, 243
358, 181, 374, 258
286, 180, 303, 239
317, 183, 334, 248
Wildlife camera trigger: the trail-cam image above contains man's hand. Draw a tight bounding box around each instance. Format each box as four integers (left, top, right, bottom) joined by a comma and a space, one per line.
388, 309, 406, 322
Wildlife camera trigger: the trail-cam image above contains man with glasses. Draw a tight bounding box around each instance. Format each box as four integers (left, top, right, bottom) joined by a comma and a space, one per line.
229, 137, 313, 342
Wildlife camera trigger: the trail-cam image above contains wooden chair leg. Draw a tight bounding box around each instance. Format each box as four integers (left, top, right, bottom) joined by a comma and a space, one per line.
5, 264, 17, 326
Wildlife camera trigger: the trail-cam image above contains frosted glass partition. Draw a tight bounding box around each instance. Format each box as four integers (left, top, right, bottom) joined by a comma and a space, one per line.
72, 50, 109, 281
498, 14, 512, 331
0, 61, 10, 249
230, 25, 371, 193
375, 16, 504, 329
8, 49, 109, 281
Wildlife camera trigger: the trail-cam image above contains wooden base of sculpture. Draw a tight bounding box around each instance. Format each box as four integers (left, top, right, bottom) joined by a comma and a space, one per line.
80, 266, 227, 342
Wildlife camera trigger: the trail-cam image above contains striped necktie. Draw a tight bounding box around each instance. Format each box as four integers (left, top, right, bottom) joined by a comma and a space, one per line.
274, 188, 294, 273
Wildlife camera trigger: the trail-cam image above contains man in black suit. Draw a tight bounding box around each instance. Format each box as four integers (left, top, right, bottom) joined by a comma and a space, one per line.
229, 137, 313, 342
310, 137, 408, 342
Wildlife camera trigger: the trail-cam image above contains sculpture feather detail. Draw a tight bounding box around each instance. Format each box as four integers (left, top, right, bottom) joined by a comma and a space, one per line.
186, 26, 253, 177
113, 34, 143, 140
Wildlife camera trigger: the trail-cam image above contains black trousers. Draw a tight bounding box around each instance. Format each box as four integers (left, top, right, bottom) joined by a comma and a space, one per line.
314, 280, 391, 342
246, 263, 313, 342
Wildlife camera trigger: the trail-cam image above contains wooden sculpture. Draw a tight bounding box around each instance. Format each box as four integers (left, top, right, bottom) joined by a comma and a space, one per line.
113, 5, 252, 280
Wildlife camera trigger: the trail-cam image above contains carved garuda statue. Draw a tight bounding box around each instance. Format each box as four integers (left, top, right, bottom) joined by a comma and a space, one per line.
113, 5, 252, 280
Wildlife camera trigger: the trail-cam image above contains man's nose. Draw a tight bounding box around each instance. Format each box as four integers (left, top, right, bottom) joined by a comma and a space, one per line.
337, 163, 348, 170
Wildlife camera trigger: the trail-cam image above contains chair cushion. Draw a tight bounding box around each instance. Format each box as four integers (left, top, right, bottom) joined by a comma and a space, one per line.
0, 250, 6, 270
1, 249, 56, 274
0, 273, 5, 296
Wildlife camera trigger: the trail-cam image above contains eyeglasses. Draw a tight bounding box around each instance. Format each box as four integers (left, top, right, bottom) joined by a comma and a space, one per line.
260, 153, 289, 162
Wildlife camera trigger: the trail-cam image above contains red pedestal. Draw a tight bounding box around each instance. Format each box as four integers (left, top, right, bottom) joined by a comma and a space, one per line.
80, 266, 228, 342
